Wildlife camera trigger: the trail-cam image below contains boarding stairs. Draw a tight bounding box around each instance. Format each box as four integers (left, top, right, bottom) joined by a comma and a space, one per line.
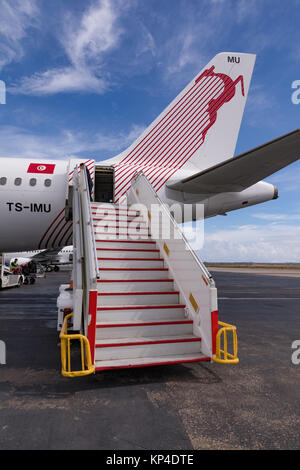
92, 201, 211, 371
58, 166, 238, 377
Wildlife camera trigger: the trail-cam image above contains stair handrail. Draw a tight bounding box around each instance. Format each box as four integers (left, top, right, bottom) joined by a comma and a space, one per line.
71, 164, 99, 339
79, 164, 99, 290
127, 172, 218, 358
71, 166, 84, 331
130, 172, 214, 286
59, 165, 98, 376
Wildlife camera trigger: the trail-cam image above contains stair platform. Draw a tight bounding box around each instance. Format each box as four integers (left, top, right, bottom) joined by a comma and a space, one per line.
95, 353, 210, 371
95, 335, 202, 360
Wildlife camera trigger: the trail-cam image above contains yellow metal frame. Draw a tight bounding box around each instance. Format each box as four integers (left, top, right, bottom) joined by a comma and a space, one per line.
163, 242, 169, 256
212, 321, 239, 364
60, 313, 95, 377
189, 293, 199, 313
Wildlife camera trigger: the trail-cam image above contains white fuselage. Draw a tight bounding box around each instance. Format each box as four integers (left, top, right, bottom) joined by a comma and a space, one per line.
0, 156, 276, 253
4, 246, 73, 266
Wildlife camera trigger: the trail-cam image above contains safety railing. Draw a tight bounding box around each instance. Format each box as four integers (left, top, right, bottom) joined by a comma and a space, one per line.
126, 172, 218, 358
60, 163, 99, 378
212, 321, 239, 364
60, 313, 95, 377
72, 167, 84, 331
79, 165, 99, 346
79, 165, 99, 291
72, 164, 99, 337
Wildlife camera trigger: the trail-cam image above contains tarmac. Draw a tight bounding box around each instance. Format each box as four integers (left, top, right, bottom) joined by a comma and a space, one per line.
0, 268, 300, 450
209, 266, 300, 278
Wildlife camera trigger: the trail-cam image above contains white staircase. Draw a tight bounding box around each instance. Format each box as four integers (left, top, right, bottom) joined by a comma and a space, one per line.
66, 167, 219, 375
91, 203, 210, 371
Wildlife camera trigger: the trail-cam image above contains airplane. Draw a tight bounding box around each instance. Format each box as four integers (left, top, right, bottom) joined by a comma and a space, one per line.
4, 246, 73, 271
1, 52, 300, 253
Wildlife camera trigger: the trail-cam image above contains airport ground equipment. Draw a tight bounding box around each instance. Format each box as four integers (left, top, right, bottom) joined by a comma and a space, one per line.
0, 255, 24, 289
23, 274, 36, 285
57, 166, 238, 376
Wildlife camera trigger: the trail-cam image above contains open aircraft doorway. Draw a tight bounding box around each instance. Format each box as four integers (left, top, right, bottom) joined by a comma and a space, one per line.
94, 166, 115, 203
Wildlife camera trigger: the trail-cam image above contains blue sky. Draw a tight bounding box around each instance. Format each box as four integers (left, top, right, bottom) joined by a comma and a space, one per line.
0, 0, 300, 261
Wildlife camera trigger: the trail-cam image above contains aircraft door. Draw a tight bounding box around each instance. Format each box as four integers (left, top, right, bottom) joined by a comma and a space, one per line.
94, 167, 114, 203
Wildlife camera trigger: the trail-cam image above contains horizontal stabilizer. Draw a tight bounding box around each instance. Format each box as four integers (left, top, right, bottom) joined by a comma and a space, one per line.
167, 129, 300, 194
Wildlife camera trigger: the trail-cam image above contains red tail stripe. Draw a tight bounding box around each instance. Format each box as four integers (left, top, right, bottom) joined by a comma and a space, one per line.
132, 94, 223, 195
115, 78, 239, 200
68, 159, 92, 180
68, 160, 94, 182
149, 78, 242, 190
114, 80, 224, 196
118, 76, 204, 165
116, 123, 204, 199
58, 222, 72, 247
45, 213, 66, 248
114, 78, 222, 188
118, 75, 219, 168
38, 208, 65, 249
153, 132, 205, 191
66, 230, 73, 246
140, 83, 221, 181
116, 81, 220, 195
51, 219, 70, 248
149, 128, 204, 187
116, 76, 220, 172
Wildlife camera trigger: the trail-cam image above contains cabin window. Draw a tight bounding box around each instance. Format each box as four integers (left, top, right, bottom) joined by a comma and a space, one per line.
0, 177, 7, 185
44, 179, 52, 187
14, 177, 22, 186
30, 178, 37, 186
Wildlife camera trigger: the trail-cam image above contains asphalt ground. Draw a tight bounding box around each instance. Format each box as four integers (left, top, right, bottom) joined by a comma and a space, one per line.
0, 269, 299, 450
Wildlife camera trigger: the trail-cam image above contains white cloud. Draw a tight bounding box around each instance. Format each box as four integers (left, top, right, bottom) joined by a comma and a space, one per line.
157, 0, 275, 88
197, 223, 300, 262
0, 0, 39, 70
165, 30, 205, 78
12, 66, 107, 95
65, 0, 121, 67
251, 213, 300, 221
0, 124, 145, 159
10, 0, 124, 95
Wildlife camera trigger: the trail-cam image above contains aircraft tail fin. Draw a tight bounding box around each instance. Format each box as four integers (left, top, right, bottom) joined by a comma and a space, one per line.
113, 52, 256, 199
